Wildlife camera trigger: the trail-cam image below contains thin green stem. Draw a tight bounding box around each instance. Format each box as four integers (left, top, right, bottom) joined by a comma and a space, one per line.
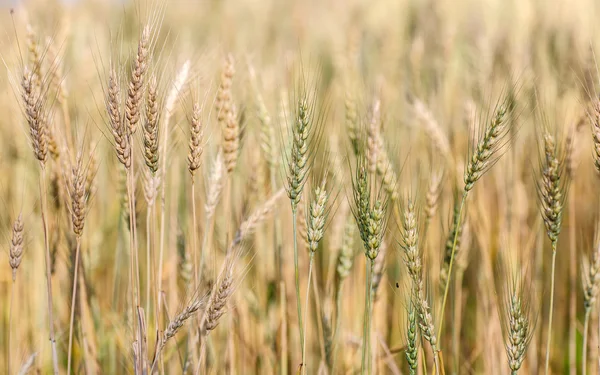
544, 241, 557, 374
271, 166, 282, 281
292, 208, 304, 372
67, 238, 82, 375
331, 282, 344, 373
568, 191, 577, 375
127, 168, 139, 346
198, 210, 213, 284
362, 259, 374, 375
40, 168, 59, 375
437, 191, 467, 342
302, 252, 314, 373
583, 309, 591, 375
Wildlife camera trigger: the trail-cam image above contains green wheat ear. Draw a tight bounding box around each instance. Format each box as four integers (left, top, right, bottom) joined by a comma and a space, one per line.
405, 304, 419, 375
464, 94, 513, 192
284, 76, 327, 212
497, 258, 537, 375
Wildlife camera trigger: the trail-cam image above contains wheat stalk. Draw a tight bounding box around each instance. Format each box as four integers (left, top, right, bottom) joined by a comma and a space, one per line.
66, 151, 89, 375
536, 131, 566, 374
350, 155, 388, 375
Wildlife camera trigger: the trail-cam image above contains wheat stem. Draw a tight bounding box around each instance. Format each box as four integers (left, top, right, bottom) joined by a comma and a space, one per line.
292, 209, 305, 372
39, 168, 59, 375
544, 240, 557, 374
7, 278, 15, 375
362, 259, 375, 375
145, 205, 152, 323
568, 191, 577, 375
302, 252, 314, 373
583, 308, 591, 375
67, 237, 82, 375
191, 179, 199, 288
332, 282, 344, 373
437, 191, 467, 341
127, 166, 140, 348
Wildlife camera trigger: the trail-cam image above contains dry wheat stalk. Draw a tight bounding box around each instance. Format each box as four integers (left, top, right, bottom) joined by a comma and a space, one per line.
67, 151, 90, 375
537, 131, 566, 374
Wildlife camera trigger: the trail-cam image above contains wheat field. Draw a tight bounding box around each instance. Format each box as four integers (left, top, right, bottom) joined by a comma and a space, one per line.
1, 0, 600, 374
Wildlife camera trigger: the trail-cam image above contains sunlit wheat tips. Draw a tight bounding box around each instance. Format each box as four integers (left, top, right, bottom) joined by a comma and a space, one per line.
143, 75, 160, 175
464, 95, 512, 192
9, 214, 24, 281
536, 132, 566, 243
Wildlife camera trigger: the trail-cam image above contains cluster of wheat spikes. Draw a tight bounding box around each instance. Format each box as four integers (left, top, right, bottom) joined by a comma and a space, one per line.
8, 1, 600, 374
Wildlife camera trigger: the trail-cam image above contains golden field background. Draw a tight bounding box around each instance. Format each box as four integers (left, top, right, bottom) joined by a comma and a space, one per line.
1, 0, 600, 374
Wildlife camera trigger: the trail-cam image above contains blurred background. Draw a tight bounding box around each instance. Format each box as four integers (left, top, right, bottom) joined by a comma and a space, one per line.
0, 0, 599, 374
